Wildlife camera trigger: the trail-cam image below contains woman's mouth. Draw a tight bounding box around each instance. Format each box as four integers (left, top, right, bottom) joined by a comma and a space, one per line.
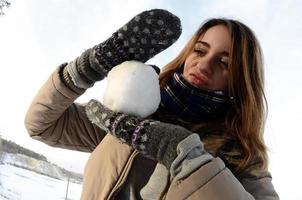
190, 74, 208, 87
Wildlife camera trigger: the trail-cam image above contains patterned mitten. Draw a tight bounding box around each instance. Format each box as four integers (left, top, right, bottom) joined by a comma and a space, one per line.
86, 99, 191, 169
67, 9, 182, 89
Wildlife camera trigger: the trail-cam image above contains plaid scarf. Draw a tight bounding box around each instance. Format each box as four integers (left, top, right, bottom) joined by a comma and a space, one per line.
155, 72, 233, 125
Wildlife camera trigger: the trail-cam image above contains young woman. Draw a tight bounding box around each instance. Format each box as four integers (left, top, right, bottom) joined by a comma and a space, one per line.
25, 9, 279, 199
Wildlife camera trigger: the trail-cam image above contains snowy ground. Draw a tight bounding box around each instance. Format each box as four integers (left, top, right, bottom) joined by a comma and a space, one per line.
0, 164, 82, 200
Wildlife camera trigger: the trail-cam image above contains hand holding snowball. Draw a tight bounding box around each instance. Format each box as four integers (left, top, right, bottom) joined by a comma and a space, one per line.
86, 61, 193, 169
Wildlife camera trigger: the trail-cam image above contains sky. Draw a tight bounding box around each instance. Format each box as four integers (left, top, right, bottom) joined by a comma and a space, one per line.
0, 0, 302, 199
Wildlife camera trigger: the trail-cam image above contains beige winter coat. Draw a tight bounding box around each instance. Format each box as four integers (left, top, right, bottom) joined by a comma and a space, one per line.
24, 65, 279, 200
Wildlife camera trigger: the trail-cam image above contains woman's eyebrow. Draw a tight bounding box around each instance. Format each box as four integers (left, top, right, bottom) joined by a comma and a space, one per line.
196, 40, 229, 56
196, 41, 210, 48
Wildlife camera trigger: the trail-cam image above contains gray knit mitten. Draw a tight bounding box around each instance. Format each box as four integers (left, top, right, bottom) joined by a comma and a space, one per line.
85, 99, 191, 169
67, 9, 181, 89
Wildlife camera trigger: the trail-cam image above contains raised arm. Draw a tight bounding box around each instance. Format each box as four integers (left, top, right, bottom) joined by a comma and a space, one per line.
24, 63, 105, 152
25, 9, 182, 152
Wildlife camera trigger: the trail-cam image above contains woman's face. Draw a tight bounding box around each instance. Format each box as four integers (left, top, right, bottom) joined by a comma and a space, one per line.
183, 25, 231, 91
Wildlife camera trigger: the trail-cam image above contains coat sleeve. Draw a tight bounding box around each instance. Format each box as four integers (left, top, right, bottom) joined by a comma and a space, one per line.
166, 157, 279, 200
24, 63, 106, 152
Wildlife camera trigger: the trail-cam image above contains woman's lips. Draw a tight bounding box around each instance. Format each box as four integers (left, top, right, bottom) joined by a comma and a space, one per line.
190, 73, 208, 87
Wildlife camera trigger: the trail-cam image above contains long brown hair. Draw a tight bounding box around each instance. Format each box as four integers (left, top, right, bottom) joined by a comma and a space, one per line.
160, 18, 268, 173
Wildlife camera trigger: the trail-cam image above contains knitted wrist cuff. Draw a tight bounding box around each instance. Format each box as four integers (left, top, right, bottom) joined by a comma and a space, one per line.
60, 64, 86, 94
66, 59, 94, 89
76, 49, 106, 82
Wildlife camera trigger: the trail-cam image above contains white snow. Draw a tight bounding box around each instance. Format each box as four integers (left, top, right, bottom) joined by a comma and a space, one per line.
0, 164, 82, 200
2, 153, 63, 179
103, 61, 161, 118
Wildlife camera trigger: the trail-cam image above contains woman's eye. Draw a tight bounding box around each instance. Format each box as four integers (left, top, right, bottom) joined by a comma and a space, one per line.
220, 57, 229, 69
194, 49, 206, 56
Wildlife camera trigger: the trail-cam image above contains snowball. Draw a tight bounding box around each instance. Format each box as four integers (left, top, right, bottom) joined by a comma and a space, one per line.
103, 61, 161, 118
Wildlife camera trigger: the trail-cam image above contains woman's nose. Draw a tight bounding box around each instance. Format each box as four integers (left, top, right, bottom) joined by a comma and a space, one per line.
196, 57, 213, 76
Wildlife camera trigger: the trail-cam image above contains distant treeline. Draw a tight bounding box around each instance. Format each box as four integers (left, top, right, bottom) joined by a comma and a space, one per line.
1, 139, 48, 162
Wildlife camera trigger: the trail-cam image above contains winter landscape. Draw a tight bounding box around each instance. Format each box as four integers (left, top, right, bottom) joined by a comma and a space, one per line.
0, 140, 83, 200
0, 164, 82, 200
